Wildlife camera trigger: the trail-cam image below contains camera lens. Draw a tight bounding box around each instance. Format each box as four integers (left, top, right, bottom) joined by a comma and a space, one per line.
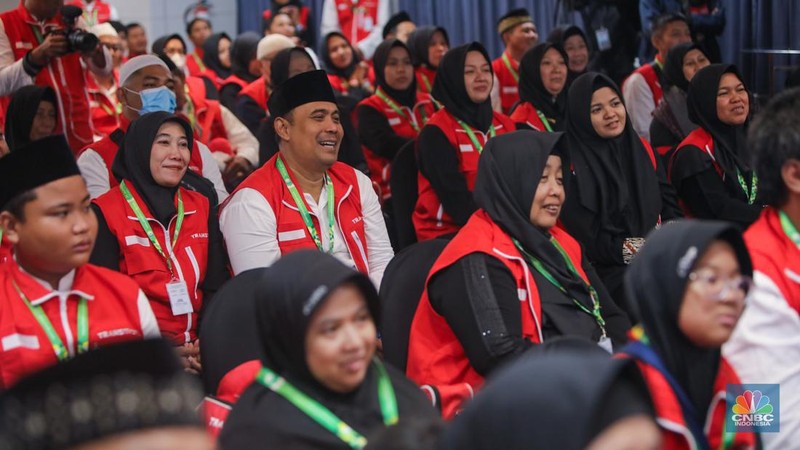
68, 30, 99, 53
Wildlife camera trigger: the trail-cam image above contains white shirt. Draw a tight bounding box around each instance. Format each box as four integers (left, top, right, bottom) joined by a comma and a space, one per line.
77, 139, 229, 201
320, 0, 391, 60
218, 104, 260, 167
622, 71, 655, 141
219, 167, 394, 288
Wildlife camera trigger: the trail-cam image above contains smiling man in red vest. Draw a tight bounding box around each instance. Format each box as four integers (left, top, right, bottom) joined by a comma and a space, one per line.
0, 135, 159, 389
491, 8, 538, 114
220, 70, 393, 287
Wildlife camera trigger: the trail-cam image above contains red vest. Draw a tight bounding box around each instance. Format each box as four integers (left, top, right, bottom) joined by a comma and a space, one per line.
0, 3, 95, 152
202, 359, 261, 438
77, 118, 205, 190
509, 101, 548, 131
491, 51, 520, 115
671, 127, 722, 178
92, 185, 211, 344
745, 208, 800, 314
415, 66, 436, 94
262, 6, 311, 30
0, 235, 11, 265
86, 70, 121, 139
186, 75, 228, 143
333, 0, 379, 46
186, 49, 217, 82
221, 75, 249, 92
0, 260, 148, 389
357, 90, 436, 200
633, 357, 756, 450
413, 109, 516, 241
624, 58, 664, 107
408, 211, 589, 418
223, 155, 371, 274
328, 73, 349, 95
238, 76, 269, 111
66, 0, 113, 24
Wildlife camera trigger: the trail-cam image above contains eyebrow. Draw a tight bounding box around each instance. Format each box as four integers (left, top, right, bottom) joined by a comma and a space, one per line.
310, 108, 339, 115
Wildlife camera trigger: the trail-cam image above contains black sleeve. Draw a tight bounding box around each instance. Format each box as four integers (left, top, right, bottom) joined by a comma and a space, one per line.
201, 204, 230, 298
428, 253, 533, 376
255, 118, 278, 167
235, 95, 266, 135
655, 150, 683, 220
202, 77, 220, 100
583, 257, 631, 349
356, 104, 412, 161
417, 125, 477, 225
219, 84, 242, 113
559, 178, 625, 267
89, 203, 120, 271
678, 169, 762, 229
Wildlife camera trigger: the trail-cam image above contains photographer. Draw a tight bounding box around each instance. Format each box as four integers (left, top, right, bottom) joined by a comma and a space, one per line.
0, 0, 111, 152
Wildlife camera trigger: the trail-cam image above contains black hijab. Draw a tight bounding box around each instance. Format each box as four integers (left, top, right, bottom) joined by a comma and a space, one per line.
442, 347, 654, 450
664, 42, 703, 92
270, 46, 315, 89
518, 43, 568, 130
433, 42, 494, 131
231, 32, 261, 83
151, 33, 185, 56
474, 130, 595, 310
111, 111, 194, 225
564, 72, 662, 236
625, 220, 752, 421
4, 85, 57, 151
320, 31, 360, 79
270, 0, 302, 15
202, 32, 232, 79
547, 25, 590, 86
408, 26, 449, 69
373, 39, 417, 109
682, 64, 753, 185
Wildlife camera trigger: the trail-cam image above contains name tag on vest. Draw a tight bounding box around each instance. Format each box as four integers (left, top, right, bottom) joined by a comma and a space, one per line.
2, 333, 40, 351
459, 144, 474, 153
502, 86, 518, 94
388, 117, 401, 126
15, 42, 33, 50
278, 229, 306, 242
125, 235, 151, 247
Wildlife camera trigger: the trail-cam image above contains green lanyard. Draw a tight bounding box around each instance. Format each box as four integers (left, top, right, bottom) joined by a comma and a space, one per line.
779, 210, 800, 247
502, 52, 519, 83
30, 24, 45, 45
420, 72, 432, 93
276, 156, 335, 253
191, 52, 207, 72
256, 360, 398, 449
513, 238, 607, 336
375, 87, 424, 133
455, 119, 496, 153
535, 109, 553, 132
183, 83, 199, 136
119, 181, 184, 278
736, 169, 758, 204
12, 280, 89, 361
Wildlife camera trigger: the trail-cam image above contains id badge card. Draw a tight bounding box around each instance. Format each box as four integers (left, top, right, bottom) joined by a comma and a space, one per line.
167, 280, 193, 316
598, 335, 613, 354
595, 28, 611, 51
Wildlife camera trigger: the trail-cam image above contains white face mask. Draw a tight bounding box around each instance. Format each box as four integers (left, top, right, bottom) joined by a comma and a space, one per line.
169, 53, 187, 71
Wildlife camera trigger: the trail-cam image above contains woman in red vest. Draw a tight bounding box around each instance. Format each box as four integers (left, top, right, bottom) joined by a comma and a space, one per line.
356, 39, 437, 237
408, 26, 449, 95
407, 130, 631, 418
622, 220, 756, 450
219, 32, 262, 113
510, 42, 568, 132
320, 32, 371, 100
201, 32, 233, 90
90, 112, 229, 367
560, 72, 682, 314
670, 64, 761, 228
413, 42, 516, 241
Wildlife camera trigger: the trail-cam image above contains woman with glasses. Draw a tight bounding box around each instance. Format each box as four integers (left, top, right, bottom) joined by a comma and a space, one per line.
622, 220, 756, 450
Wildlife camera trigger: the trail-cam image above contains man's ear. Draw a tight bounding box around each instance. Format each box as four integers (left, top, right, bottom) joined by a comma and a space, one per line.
781, 159, 800, 197
274, 116, 291, 142
0, 211, 21, 246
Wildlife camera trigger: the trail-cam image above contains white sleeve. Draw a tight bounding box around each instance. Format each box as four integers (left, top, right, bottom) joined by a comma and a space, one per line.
491, 74, 502, 112
356, 171, 393, 289
355, 0, 391, 60
723, 271, 800, 449
136, 289, 162, 338
220, 105, 259, 166
621, 73, 654, 141
320, 0, 341, 42
198, 141, 229, 202
109, 5, 120, 21
219, 188, 281, 275
0, 21, 34, 96
77, 148, 111, 199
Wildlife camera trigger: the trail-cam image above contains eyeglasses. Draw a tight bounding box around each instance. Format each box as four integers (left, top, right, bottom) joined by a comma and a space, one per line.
688, 270, 753, 301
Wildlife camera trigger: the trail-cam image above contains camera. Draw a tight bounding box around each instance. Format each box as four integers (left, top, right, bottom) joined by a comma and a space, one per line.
58, 5, 99, 53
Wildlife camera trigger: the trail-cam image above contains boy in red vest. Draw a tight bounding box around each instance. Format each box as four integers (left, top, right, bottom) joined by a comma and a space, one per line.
724, 89, 800, 448
0, 135, 159, 389
491, 8, 538, 114
622, 13, 691, 141
220, 70, 393, 287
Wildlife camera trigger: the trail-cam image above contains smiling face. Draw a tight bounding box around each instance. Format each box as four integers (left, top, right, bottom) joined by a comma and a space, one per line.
149, 122, 190, 187
305, 283, 377, 393
529, 155, 565, 229
716, 73, 749, 126
464, 50, 492, 103
275, 101, 343, 172
327, 35, 353, 69
384, 45, 414, 91
540, 47, 567, 96
590, 86, 626, 139
269, 13, 296, 38
564, 34, 588, 73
